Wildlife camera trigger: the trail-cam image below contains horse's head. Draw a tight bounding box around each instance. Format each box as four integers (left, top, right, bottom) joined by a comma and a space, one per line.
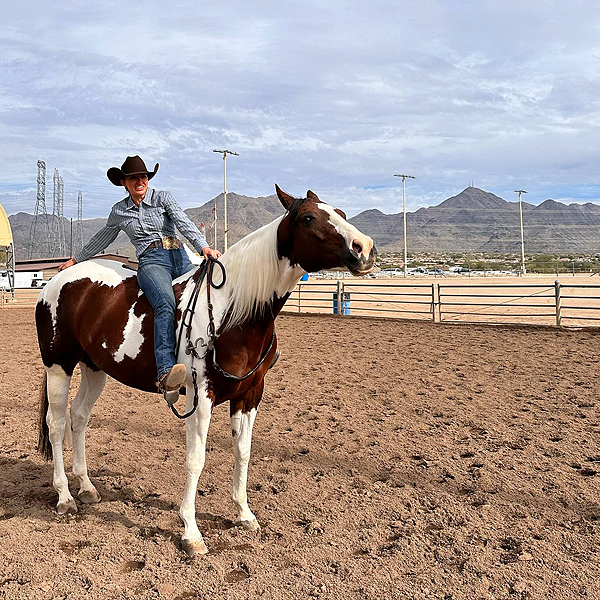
275, 185, 376, 275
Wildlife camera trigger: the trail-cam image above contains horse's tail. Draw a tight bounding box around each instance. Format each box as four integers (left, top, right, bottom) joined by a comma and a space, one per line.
37, 370, 52, 461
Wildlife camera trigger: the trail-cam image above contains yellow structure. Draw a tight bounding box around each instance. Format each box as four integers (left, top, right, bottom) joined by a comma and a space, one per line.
0, 203, 12, 247
0, 203, 16, 298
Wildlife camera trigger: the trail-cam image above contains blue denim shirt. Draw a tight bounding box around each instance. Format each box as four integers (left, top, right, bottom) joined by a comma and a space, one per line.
74, 188, 209, 263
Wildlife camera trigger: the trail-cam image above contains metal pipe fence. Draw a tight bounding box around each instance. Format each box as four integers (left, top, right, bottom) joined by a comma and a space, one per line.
285, 279, 600, 328
1, 288, 40, 307
437, 283, 557, 324
6, 278, 600, 328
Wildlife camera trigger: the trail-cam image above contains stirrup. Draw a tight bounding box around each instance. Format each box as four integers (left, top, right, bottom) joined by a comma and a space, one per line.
163, 388, 180, 406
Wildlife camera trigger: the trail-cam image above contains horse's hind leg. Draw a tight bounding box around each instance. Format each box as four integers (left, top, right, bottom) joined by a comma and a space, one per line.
71, 363, 107, 505
46, 364, 76, 515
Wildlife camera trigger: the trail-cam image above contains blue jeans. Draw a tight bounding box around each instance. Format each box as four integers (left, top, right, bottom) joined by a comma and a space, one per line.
137, 247, 194, 381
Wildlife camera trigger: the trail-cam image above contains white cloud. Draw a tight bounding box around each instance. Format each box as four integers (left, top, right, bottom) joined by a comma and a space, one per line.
1, 0, 600, 222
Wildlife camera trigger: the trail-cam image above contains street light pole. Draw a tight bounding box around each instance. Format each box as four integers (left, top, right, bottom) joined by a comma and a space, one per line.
394, 174, 415, 277
514, 190, 527, 275
213, 149, 239, 252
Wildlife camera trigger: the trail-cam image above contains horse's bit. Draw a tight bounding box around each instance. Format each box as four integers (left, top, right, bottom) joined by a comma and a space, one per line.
169, 258, 276, 419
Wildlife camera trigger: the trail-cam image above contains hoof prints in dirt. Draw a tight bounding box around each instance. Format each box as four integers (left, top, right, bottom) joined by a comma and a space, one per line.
3, 310, 600, 598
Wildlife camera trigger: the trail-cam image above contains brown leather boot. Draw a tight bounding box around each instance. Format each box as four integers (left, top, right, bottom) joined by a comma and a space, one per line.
161, 364, 186, 405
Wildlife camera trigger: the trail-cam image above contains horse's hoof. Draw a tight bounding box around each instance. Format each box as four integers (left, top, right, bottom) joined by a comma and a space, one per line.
57, 499, 78, 515
78, 489, 101, 504
182, 539, 208, 557
239, 518, 260, 531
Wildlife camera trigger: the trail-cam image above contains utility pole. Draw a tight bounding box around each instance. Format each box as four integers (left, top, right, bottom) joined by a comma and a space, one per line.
58, 175, 65, 256
211, 201, 216, 249
213, 149, 239, 252
394, 174, 415, 277
514, 190, 527, 275
51, 169, 60, 256
76, 191, 84, 252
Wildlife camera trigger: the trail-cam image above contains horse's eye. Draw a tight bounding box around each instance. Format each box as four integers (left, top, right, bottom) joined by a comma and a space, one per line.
302, 214, 315, 226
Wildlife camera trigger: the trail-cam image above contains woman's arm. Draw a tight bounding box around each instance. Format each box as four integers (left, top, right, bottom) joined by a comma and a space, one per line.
73, 224, 120, 263
162, 192, 212, 255
59, 209, 121, 270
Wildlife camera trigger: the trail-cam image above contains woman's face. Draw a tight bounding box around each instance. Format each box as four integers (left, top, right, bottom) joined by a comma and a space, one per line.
122, 174, 148, 199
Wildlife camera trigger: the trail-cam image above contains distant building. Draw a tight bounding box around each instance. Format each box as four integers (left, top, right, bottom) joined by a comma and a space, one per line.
16, 254, 138, 280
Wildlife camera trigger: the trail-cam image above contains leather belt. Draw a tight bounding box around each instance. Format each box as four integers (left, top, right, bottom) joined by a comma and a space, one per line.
146, 236, 181, 251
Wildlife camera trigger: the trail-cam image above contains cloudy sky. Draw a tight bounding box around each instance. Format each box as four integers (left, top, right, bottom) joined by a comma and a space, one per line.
2, 0, 600, 219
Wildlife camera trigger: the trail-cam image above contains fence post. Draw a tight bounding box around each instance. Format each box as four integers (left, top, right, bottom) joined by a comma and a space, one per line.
431, 283, 436, 322
555, 280, 561, 327
437, 283, 442, 322
298, 283, 302, 312
336, 280, 342, 316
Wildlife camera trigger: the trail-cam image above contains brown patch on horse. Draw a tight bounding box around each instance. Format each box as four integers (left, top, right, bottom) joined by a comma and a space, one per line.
205, 294, 288, 411
35, 301, 56, 369
36, 266, 200, 399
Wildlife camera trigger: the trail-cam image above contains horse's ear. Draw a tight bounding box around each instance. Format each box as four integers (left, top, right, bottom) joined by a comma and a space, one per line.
275, 184, 294, 210
334, 208, 347, 220
306, 190, 320, 201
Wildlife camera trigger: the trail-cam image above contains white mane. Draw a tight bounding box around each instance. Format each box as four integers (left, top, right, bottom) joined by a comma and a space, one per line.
217, 215, 304, 329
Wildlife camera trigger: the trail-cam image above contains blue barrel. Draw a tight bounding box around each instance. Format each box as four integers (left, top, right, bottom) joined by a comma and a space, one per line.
333, 292, 351, 315
300, 273, 309, 281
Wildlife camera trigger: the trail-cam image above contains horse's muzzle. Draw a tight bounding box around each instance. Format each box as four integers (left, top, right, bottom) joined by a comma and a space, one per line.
344, 246, 377, 275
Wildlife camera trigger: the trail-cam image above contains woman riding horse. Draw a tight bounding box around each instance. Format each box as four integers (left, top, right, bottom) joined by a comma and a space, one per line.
40, 185, 376, 555
58, 155, 221, 396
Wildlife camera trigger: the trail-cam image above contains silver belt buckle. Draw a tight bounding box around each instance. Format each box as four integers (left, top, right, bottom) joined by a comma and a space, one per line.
162, 236, 180, 250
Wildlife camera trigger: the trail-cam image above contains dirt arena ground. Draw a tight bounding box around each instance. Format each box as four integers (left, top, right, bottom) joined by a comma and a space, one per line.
1, 307, 600, 599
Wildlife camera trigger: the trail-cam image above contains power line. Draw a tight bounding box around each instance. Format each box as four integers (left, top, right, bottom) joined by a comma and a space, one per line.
27, 160, 50, 259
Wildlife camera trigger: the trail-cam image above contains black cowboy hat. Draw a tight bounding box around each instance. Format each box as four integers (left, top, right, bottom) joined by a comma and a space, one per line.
107, 155, 159, 186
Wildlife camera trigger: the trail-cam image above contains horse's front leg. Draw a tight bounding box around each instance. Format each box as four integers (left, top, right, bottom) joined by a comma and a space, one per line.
179, 379, 212, 557
230, 385, 262, 531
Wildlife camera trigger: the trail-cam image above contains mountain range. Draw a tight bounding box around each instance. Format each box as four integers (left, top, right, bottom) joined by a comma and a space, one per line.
8, 187, 600, 259
350, 187, 600, 254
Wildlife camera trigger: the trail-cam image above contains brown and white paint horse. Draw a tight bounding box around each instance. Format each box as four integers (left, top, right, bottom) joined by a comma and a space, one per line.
36, 186, 376, 556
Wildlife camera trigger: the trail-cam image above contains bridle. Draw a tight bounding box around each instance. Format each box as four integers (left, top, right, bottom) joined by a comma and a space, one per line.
169, 258, 275, 419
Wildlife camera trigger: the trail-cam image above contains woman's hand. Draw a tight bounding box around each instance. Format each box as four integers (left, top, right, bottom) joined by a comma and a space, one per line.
58, 258, 76, 272
202, 247, 222, 260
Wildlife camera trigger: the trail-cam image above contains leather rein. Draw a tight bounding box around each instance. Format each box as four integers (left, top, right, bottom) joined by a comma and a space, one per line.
170, 257, 275, 419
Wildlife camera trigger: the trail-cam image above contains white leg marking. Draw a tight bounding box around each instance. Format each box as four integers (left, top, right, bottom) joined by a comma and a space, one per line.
71, 364, 107, 503
179, 379, 212, 555
231, 408, 259, 528
46, 364, 76, 514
